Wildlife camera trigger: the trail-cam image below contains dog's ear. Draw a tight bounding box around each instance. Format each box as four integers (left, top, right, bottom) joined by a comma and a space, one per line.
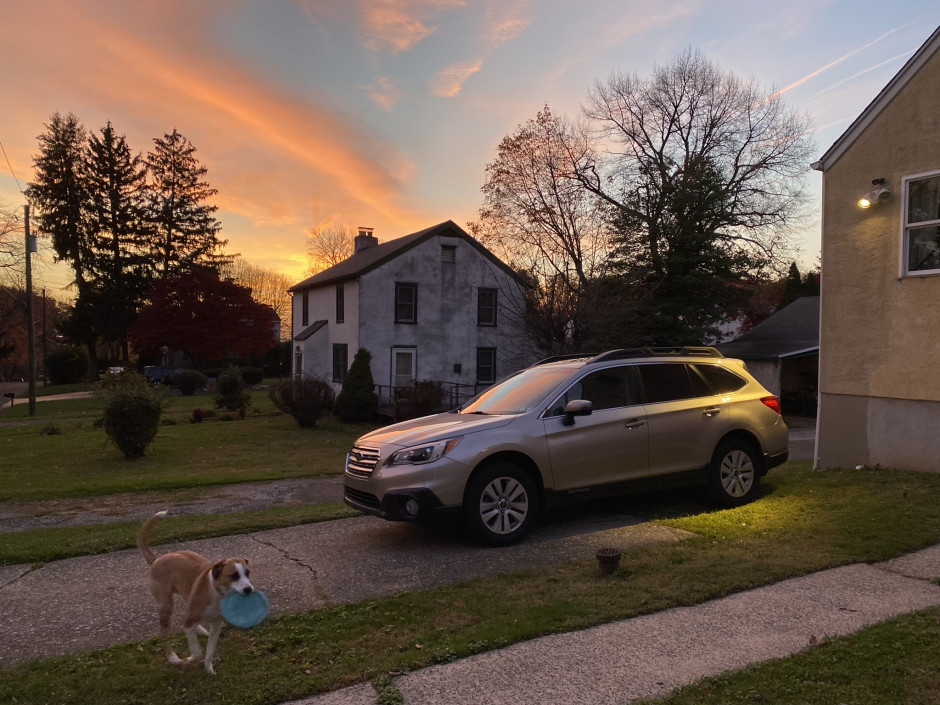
211, 561, 226, 580
241, 558, 250, 568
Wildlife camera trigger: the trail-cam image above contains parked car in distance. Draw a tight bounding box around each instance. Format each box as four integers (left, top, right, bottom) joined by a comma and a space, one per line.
343, 347, 789, 546
143, 366, 177, 385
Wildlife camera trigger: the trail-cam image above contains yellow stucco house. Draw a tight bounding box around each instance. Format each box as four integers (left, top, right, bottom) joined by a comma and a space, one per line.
812, 26, 940, 472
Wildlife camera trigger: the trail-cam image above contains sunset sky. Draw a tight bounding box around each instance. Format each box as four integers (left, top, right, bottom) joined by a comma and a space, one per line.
3, 0, 940, 297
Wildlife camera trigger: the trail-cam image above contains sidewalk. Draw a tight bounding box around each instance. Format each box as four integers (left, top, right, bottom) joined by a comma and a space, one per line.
290, 544, 940, 705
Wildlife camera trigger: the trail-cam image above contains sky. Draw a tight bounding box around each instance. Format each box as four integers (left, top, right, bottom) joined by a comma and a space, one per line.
2, 0, 940, 299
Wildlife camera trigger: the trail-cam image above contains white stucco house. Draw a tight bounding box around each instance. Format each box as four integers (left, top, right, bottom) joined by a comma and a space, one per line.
289, 221, 536, 406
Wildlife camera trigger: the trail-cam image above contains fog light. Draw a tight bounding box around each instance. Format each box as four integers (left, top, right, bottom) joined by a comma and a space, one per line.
403, 498, 420, 518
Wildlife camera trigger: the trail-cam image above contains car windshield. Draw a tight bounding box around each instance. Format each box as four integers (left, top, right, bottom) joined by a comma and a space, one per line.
459, 363, 579, 415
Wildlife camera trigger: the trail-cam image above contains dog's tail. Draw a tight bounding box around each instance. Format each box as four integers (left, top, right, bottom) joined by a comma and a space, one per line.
137, 510, 168, 566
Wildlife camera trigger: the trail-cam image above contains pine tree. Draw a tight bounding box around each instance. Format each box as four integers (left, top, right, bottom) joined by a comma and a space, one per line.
146, 129, 227, 277
85, 122, 151, 362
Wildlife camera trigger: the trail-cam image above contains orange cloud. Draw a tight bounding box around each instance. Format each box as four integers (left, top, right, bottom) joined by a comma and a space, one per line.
484, 1, 532, 47
360, 0, 466, 53
431, 60, 484, 97
365, 76, 405, 111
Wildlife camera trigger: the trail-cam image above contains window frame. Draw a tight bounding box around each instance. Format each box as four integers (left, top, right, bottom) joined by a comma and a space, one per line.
476, 347, 497, 384
441, 245, 456, 264
335, 284, 345, 323
301, 290, 309, 326
477, 288, 498, 327
901, 169, 940, 277
332, 343, 348, 383
395, 282, 418, 324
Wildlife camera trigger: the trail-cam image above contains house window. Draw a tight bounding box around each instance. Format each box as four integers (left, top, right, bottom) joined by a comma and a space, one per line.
332, 344, 348, 383
441, 245, 456, 263
904, 171, 940, 275
301, 290, 309, 326
395, 282, 417, 323
336, 284, 344, 323
294, 347, 303, 378
476, 347, 496, 384
477, 288, 497, 326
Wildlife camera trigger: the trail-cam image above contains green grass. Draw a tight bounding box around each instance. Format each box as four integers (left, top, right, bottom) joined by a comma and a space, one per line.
2, 462, 940, 704
637, 609, 940, 705
0, 390, 378, 501
0, 503, 357, 565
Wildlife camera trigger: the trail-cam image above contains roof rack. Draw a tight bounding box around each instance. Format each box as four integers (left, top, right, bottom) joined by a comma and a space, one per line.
532, 353, 598, 366
591, 347, 725, 363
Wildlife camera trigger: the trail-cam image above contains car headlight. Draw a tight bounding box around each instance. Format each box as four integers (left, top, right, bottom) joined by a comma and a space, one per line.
386, 438, 462, 466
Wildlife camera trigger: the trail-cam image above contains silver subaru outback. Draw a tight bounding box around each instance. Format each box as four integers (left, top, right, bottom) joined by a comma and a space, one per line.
344, 347, 788, 546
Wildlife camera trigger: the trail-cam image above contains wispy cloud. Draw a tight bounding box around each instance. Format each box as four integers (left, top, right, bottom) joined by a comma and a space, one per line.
484, 1, 532, 47
771, 23, 911, 98
808, 50, 915, 100
360, 0, 466, 53
364, 75, 404, 111
430, 60, 484, 97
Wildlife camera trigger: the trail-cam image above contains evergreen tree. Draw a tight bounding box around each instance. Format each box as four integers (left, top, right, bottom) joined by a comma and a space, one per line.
85, 122, 151, 362
27, 112, 102, 375
146, 129, 227, 277
334, 348, 378, 422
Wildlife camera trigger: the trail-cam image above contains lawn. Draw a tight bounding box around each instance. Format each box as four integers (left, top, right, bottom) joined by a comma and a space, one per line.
0, 388, 378, 501
1, 462, 940, 704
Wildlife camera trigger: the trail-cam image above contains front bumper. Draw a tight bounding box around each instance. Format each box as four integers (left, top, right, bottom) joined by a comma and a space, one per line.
343, 485, 450, 521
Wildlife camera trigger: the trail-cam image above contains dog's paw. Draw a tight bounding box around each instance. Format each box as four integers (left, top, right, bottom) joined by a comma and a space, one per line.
204, 660, 216, 675
168, 651, 183, 665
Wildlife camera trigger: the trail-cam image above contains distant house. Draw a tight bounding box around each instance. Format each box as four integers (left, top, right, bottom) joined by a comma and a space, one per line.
811, 26, 940, 471
717, 296, 819, 414
289, 221, 535, 407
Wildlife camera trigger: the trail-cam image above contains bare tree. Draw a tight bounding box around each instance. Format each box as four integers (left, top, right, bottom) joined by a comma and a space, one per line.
470, 107, 615, 354
305, 224, 355, 275
0, 201, 23, 278
580, 49, 814, 276
220, 256, 293, 340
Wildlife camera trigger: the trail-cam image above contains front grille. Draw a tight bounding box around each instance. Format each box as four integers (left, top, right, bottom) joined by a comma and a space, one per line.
346, 445, 381, 478
345, 486, 381, 510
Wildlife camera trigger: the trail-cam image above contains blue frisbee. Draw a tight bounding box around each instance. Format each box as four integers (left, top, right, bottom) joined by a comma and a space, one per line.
220, 589, 269, 628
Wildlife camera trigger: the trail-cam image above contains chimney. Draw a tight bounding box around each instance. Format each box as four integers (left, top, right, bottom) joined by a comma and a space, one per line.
354, 227, 378, 253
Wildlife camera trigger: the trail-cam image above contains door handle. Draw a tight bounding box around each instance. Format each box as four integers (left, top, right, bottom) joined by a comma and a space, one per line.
702, 407, 721, 418
624, 418, 646, 430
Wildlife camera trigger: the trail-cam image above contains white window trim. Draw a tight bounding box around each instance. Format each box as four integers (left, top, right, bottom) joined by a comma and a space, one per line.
900, 168, 940, 278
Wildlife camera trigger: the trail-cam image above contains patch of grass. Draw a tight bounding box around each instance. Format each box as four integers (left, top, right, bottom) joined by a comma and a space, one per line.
637, 608, 940, 705
0, 391, 379, 501
1, 463, 940, 704
0, 504, 356, 566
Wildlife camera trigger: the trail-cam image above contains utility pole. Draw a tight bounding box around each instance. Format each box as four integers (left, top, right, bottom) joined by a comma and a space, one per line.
25, 204, 37, 416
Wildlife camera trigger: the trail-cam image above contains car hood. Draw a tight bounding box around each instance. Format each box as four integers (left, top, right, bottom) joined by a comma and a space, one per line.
357, 412, 516, 448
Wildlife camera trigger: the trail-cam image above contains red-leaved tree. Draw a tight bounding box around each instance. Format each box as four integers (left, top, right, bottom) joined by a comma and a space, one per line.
130, 268, 277, 366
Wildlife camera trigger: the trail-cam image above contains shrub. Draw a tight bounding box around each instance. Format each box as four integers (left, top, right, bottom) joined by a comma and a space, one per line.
334, 348, 378, 422
395, 379, 446, 421
172, 369, 208, 396
191, 408, 205, 423
214, 366, 251, 412
96, 371, 163, 458
45, 346, 88, 385
270, 377, 336, 428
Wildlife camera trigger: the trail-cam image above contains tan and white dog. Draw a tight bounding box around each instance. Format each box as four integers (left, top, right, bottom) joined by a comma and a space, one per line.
137, 510, 254, 673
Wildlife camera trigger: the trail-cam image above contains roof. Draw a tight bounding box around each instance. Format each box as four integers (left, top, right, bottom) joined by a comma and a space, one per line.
813, 25, 940, 172
717, 296, 819, 361
289, 220, 523, 291
293, 320, 327, 341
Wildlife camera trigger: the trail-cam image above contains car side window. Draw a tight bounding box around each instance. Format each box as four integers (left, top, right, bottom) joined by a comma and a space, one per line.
637, 363, 699, 403
695, 364, 748, 394
546, 366, 636, 416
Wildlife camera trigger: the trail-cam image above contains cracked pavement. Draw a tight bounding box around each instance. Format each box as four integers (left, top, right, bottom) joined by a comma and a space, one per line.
0, 509, 688, 668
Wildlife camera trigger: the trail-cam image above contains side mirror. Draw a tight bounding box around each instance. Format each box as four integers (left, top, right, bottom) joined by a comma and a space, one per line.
562, 399, 592, 426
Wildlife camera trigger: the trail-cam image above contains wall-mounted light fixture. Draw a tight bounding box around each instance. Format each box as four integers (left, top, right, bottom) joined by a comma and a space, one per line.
858, 178, 891, 208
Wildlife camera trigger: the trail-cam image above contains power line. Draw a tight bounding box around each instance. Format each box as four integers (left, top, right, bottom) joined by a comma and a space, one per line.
0, 138, 24, 194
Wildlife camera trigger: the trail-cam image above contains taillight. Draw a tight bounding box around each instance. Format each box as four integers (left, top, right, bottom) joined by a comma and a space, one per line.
760, 396, 782, 415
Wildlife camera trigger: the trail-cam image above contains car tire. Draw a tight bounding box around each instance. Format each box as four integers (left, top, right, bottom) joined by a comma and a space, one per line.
709, 439, 761, 508
464, 461, 539, 547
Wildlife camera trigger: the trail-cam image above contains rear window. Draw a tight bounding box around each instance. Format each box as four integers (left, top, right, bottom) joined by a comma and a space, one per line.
695, 364, 747, 394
